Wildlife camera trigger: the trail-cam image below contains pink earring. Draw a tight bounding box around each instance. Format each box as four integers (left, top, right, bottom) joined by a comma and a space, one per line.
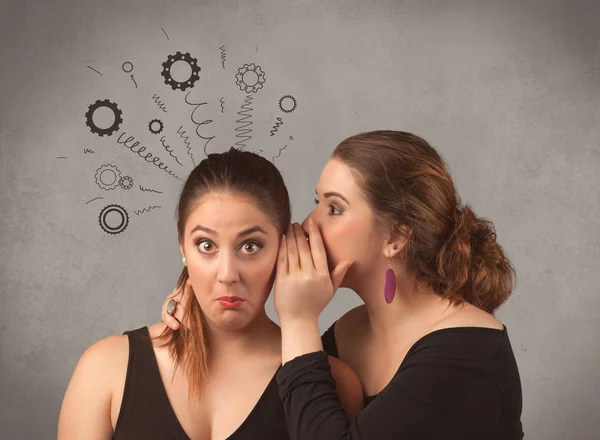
384, 245, 398, 304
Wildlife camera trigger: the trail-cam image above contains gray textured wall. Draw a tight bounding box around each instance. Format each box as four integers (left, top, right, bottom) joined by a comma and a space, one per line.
1, 0, 599, 438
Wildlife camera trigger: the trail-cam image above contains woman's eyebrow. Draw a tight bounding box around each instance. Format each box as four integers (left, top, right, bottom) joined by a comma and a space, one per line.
323, 191, 350, 205
190, 225, 216, 235
190, 225, 268, 237
237, 226, 268, 237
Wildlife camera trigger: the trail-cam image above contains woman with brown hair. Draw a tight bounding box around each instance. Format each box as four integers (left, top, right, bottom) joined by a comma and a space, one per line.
165, 131, 524, 439
57, 148, 362, 440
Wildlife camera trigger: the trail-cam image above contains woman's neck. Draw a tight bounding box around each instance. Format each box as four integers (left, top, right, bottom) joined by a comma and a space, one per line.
355, 270, 457, 342
206, 310, 281, 361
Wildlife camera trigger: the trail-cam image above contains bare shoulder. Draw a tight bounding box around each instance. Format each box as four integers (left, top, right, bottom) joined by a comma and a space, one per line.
328, 355, 364, 420
437, 303, 504, 331
74, 334, 129, 384
58, 334, 129, 439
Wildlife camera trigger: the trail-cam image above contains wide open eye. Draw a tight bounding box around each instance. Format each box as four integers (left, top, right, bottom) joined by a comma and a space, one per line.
197, 240, 217, 254
240, 242, 263, 255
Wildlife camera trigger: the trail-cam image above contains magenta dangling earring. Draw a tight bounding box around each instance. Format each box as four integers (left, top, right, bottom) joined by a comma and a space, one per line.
384, 245, 398, 304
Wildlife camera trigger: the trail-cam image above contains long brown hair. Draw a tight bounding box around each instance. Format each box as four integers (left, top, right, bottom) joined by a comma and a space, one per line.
158, 148, 291, 400
333, 131, 515, 313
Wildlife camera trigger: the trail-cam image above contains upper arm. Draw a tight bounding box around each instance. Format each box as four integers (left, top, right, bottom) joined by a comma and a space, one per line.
57, 335, 129, 440
328, 355, 364, 420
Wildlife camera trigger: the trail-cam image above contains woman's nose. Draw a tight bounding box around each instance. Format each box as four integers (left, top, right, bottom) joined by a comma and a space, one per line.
216, 252, 239, 284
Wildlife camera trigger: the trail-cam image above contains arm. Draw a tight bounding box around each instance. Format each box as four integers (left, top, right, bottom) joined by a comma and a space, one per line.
57, 336, 128, 440
277, 350, 500, 440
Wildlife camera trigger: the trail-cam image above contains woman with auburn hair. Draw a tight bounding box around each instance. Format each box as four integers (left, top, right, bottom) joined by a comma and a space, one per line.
165, 131, 524, 439
58, 148, 363, 440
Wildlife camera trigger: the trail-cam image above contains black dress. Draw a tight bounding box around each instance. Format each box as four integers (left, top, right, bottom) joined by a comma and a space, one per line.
278, 323, 524, 440
113, 327, 289, 440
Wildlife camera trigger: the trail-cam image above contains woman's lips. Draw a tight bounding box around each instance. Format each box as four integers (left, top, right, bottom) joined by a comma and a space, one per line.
217, 296, 245, 309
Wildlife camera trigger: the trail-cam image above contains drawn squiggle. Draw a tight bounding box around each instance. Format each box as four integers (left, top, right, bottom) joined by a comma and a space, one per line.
151, 94, 168, 113
177, 126, 195, 167
87, 66, 102, 76
135, 205, 162, 216
85, 197, 104, 205
270, 117, 283, 136
84, 148, 95, 154
130, 75, 138, 88
220, 46, 226, 68
220, 97, 225, 113
139, 185, 163, 194
272, 144, 288, 163
159, 136, 184, 166
233, 95, 253, 150
184, 91, 216, 158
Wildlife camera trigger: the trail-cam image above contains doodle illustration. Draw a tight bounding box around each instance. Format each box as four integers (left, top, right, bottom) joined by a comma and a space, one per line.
56, 156, 67, 159
95, 164, 122, 191
99, 204, 129, 235
161, 51, 200, 91
119, 176, 134, 190
122, 62, 134, 73
184, 91, 215, 158
220, 46, 226, 68
84, 148, 95, 154
85, 99, 123, 137
233, 95, 254, 150
87, 66, 102, 76
135, 205, 162, 216
151, 94, 168, 113
272, 144, 288, 163
177, 126, 195, 166
161, 28, 169, 41
115, 132, 184, 181
159, 135, 184, 166
85, 197, 104, 205
148, 119, 164, 134
220, 97, 225, 113
235, 63, 266, 94
279, 95, 297, 113
139, 185, 163, 194
270, 117, 283, 136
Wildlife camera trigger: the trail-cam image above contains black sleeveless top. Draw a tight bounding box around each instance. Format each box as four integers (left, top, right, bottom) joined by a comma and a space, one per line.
113, 327, 290, 440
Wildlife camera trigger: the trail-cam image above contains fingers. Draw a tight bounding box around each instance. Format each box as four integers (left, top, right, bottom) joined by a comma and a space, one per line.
276, 233, 288, 277
286, 224, 300, 271
294, 222, 314, 270
162, 298, 181, 330
306, 218, 328, 272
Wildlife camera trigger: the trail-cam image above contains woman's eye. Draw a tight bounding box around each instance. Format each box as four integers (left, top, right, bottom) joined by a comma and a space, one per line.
198, 240, 216, 253
241, 242, 262, 255
329, 205, 341, 215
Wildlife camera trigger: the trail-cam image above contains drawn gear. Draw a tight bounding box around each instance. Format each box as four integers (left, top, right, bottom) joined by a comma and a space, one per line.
95, 164, 122, 191
279, 95, 297, 113
161, 51, 201, 91
235, 63, 266, 94
119, 176, 134, 190
85, 99, 123, 137
148, 119, 164, 134
98, 204, 129, 235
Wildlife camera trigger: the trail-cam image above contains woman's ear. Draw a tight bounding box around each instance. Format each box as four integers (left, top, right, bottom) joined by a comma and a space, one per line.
384, 224, 411, 258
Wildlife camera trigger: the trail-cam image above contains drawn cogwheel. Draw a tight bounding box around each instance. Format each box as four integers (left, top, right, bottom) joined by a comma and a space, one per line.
279, 95, 297, 113
98, 204, 129, 235
119, 176, 134, 190
85, 99, 123, 137
235, 63, 266, 94
95, 164, 122, 191
148, 119, 164, 134
161, 51, 200, 91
